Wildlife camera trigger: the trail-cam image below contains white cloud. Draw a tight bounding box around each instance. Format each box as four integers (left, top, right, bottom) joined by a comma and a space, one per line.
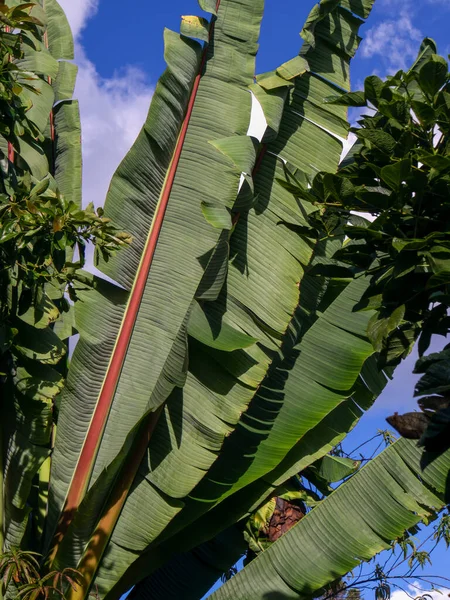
74, 49, 153, 209
361, 14, 423, 72
58, 0, 99, 40
390, 584, 450, 600
56, 0, 153, 210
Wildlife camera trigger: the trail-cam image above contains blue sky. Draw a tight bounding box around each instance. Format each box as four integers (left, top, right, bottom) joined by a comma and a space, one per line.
79, 0, 450, 85
57, 0, 450, 597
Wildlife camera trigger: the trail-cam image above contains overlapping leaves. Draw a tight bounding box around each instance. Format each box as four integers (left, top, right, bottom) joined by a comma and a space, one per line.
210, 439, 450, 599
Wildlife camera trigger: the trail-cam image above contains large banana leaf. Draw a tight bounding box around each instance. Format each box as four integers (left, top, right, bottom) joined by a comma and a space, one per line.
45, 0, 265, 595
112, 315, 387, 600
210, 439, 450, 599
174, 0, 378, 505
120, 437, 444, 600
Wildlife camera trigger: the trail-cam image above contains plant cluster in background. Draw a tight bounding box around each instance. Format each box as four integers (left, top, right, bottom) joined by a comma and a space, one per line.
0, 6, 129, 386
287, 39, 450, 457
0, 2, 128, 582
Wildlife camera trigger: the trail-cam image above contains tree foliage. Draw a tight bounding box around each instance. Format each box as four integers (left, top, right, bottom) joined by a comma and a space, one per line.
287, 38, 450, 457
0, 0, 127, 576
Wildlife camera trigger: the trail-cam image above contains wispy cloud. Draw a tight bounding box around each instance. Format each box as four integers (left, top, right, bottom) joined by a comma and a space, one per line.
57, 0, 153, 209
361, 13, 423, 72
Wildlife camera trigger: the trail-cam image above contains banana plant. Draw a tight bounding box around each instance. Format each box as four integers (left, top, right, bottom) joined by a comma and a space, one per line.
44, 0, 388, 596
2, 1, 450, 600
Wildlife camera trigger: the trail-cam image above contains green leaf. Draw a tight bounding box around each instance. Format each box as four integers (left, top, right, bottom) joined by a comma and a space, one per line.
198, 0, 218, 14
4, 433, 50, 511
381, 158, 411, 191
13, 320, 67, 365
426, 270, 450, 289
20, 76, 55, 132
201, 202, 232, 229
53, 60, 78, 102
411, 100, 435, 126
325, 90, 366, 107
53, 101, 82, 208
209, 135, 259, 174
276, 55, 309, 80
14, 134, 49, 180
418, 153, 450, 171
249, 83, 289, 143
16, 44, 59, 79
339, 0, 374, 19
18, 290, 59, 329
195, 233, 230, 301
256, 70, 294, 90
367, 305, 405, 353
109, 340, 388, 600
3, 432, 50, 549
180, 15, 210, 42
414, 348, 450, 396
418, 54, 448, 97
380, 323, 420, 368
14, 362, 64, 402
44, 0, 75, 60
210, 440, 450, 600
319, 454, 360, 483
364, 75, 384, 105
357, 129, 397, 154
52, 305, 77, 340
